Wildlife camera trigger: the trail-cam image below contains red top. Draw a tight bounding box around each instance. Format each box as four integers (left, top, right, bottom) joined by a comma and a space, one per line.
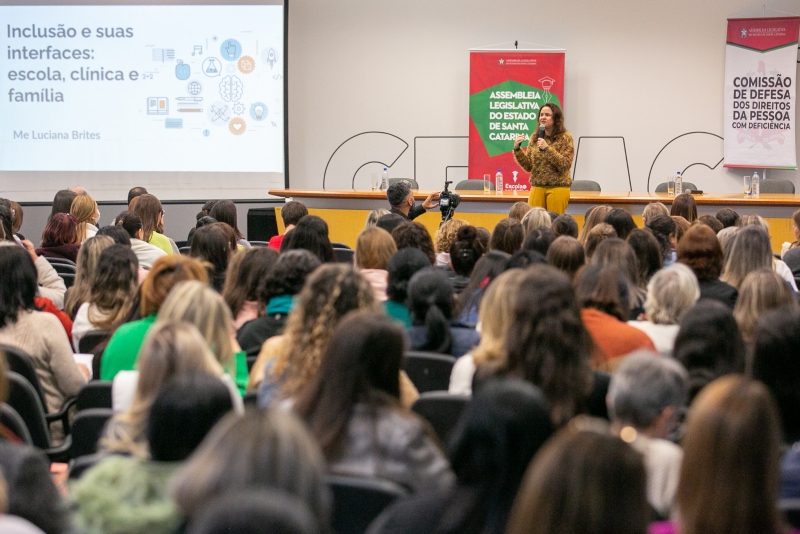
580, 308, 656, 371
268, 233, 285, 251
34, 297, 74, 344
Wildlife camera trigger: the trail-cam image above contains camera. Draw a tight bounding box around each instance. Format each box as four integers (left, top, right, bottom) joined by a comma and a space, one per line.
439, 180, 461, 222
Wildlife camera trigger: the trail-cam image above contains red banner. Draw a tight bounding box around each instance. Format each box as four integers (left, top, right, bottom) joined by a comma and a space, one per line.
468, 50, 565, 192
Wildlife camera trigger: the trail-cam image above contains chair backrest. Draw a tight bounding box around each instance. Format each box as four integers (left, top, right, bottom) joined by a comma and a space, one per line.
69, 408, 113, 458
331, 242, 352, 250
388, 178, 419, 189
403, 351, 457, 393
179, 246, 191, 255
4, 371, 51, 449
58, 273, 75, 289
44, 257, 77, 267
333, 248, 355, 264
51, 263, 77, 275
654, 182, 698, 193
0, 403, 33, 445
174, 240, 189, 249
455, 179, 495, 191
411, 392, 470, 444
75, 382, 113, 411
78, 330, 110, 354
759, 179, 796, 194
69, 452, 107, 480
2, 345, 49, 412
249, 241, 270, 247
327, 475, 408, 534
571, 180, 602, 192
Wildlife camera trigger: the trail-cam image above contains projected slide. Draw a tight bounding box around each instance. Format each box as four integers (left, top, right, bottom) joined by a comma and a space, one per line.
0, 5, 283, 173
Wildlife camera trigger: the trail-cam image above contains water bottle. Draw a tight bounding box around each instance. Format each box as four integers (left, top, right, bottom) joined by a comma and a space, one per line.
380, 167, 388, 191
674, 171, 682, 195
495, 169, 503, 193
752, 171, 760, 198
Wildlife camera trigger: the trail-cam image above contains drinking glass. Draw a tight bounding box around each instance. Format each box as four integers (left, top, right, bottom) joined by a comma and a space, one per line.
483, 174, 491, 194
371, 172, 380, 191
743, 175, 751, 196
667, 179, 675, 196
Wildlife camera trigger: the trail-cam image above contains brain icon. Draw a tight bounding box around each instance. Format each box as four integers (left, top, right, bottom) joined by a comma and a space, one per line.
219, 75, 243, 102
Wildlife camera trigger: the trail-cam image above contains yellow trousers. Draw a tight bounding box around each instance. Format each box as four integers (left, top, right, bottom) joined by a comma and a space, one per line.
528, 186, 570, 214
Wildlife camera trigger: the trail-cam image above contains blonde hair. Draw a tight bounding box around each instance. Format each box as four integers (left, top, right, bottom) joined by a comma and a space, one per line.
64, 235, 114, 318
642, 202, 669, 225
101, 321, 221, 457
434, 218, 469, 253
734, 269, 797, 343
520, 207, 551, 236
740, 213, 769, 232
365, 208, 390, 230
269, 264, 379, 398
471, 269, 526, 366
508, 202, 533, 221
355, 226, 397, 269
644, 263, 700, 325
70, 194, 96, 243
578, 205, 613, 245
158, 281, 235, 367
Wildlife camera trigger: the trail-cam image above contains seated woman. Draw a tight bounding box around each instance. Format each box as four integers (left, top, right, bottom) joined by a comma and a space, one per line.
236, 250, 321, 357
406, 268, 480, 358
0, 246, 89, 443
191, 223, 233, 293
627, 263, 699, 357
34, 213, 81, 263
70, 194, 97, 243
355, 226, 397, 302
723, 225, 798, 292
64, 235, 115, 319
295, 312, 455, 494
677, 224, 738, 308
221, 247, 279, 331
670, 192, 698, 223
72, 372, 233, 534
433, 218, 468, 268
209, 200, 251, 249
455, 250, 510, 327
448, 226, 486, 295
383, 248, 430, 328
100, 255, 208, 381
71, 245, 139, 352
281, 215, 335, 263
133, 194, 178, 255
734, 269, 798, 344
590, 238, 646, 319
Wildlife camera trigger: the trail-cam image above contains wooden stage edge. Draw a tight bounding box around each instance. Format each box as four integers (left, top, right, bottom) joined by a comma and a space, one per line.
268, 189, 799, 251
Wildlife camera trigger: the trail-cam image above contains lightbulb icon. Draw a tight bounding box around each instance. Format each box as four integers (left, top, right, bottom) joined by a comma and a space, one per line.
250, 102, 268, 121
255, 105, 264, 119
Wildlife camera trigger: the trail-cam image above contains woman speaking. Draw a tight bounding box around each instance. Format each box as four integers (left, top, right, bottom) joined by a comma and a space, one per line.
513, 103, 575, 214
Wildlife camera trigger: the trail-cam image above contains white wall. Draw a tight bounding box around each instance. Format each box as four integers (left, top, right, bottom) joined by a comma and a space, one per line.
287, 0, 800, 193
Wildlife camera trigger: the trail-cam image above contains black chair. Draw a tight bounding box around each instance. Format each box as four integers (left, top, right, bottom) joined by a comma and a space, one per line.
249, 241, 270, 247
78, 330, 110, 354
243, 391, 258, 407
50, 263, 77, 275
68, 408, 113, 458
0, 403, 33, 445
2, 345, 75, 434
334, 248, 355, 264
331, 242, 351, 250
455, 179, 495, 191
44, 257, 77, 267
327, 475, 408, 534
388, 178, 419, 189
760, 179, 796, 194
5, 372, 71, 461
75, 382, 113, 411
654, 181, 698, 193
403, 351, 456, 393
69, 452, 107, 480
179, 246, 191, 255
58, 273, 75, 288
411, 392, 470, 444
571, 180, 602, 192
174, 240, 189, 249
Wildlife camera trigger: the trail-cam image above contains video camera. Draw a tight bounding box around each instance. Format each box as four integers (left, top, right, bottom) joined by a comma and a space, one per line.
439, 180, 461, 223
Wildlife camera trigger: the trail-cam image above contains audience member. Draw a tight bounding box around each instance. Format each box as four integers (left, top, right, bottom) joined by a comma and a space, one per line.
390, 221, 435, 264
49, 189, 78, 221
64, 235, 115, 318
520, 207, 551, 235
171, 410, 331, 529
717, 225, 740, 261
781, 208, 800, 258
96, 225, 132, 247
209, 200, 251, 248
69, 186, 89, 196
642, 202, 670, 226
187, 490, 321, 534
449, 269, 526, 395
383, 247, 429, 328
723, 225, 798, 291
550, 213, 578, 238
546, 235, 585, 280
577, 204, 613, 245
449, 226, 485, 293
133, 194, 176, 255
670, 192, 697, 223
407, 268, 480, 358
9, 201, 23, 240
456, 250, 510, 326
222, 247, 279, 330
117, 211, 167, 269
188, 215, 218, 246
628, 264, 699, 357
355, 226, 397, 301
677, 224, 738, 308
73, 373, 233, 534
521, 226, 556, 256
434, 218, 468, 267
605, 208, 637, 240
653, 376, 785, 534
671, 215, 690, 242
269, 201, 308, 250
583, 222, 616, 259
34, 213, 80, 262
716, 207, 741, 228
237, 250, 321, 356
741, 212, 770, 231
673, 300, 746, 403
575, 263, 656, 371
646, 215, 677, 267
508, 201, 533, 221
697, 214, 723, 234
70, 194, 97, 243
627, 228, 662, 286
490, 218, 524, 254
295, 312, 455, 493
127, 186, 148, 208
71, 245, 139, 351
370, 379, 554, 534
607, 352, 687, 518
364, 208, 391, 230
590, 237, 646, 317
375, 213, 407, 235
734, 269, 797, 343
0, 246, 88, 443
507, 419, 649, 534
475, 226, 491, 251
282, 215, 335, 263
100, 255, 208, 381
190, 223, 233, 292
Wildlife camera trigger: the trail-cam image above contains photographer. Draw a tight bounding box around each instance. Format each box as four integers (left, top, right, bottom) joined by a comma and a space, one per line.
386, 181, 439, 221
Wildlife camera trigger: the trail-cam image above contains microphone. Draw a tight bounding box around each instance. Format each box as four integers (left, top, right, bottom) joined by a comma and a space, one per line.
538, 125, 546, 151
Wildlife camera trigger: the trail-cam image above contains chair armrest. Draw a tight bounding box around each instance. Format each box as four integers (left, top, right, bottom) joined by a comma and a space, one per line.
46, 397, 77, 435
